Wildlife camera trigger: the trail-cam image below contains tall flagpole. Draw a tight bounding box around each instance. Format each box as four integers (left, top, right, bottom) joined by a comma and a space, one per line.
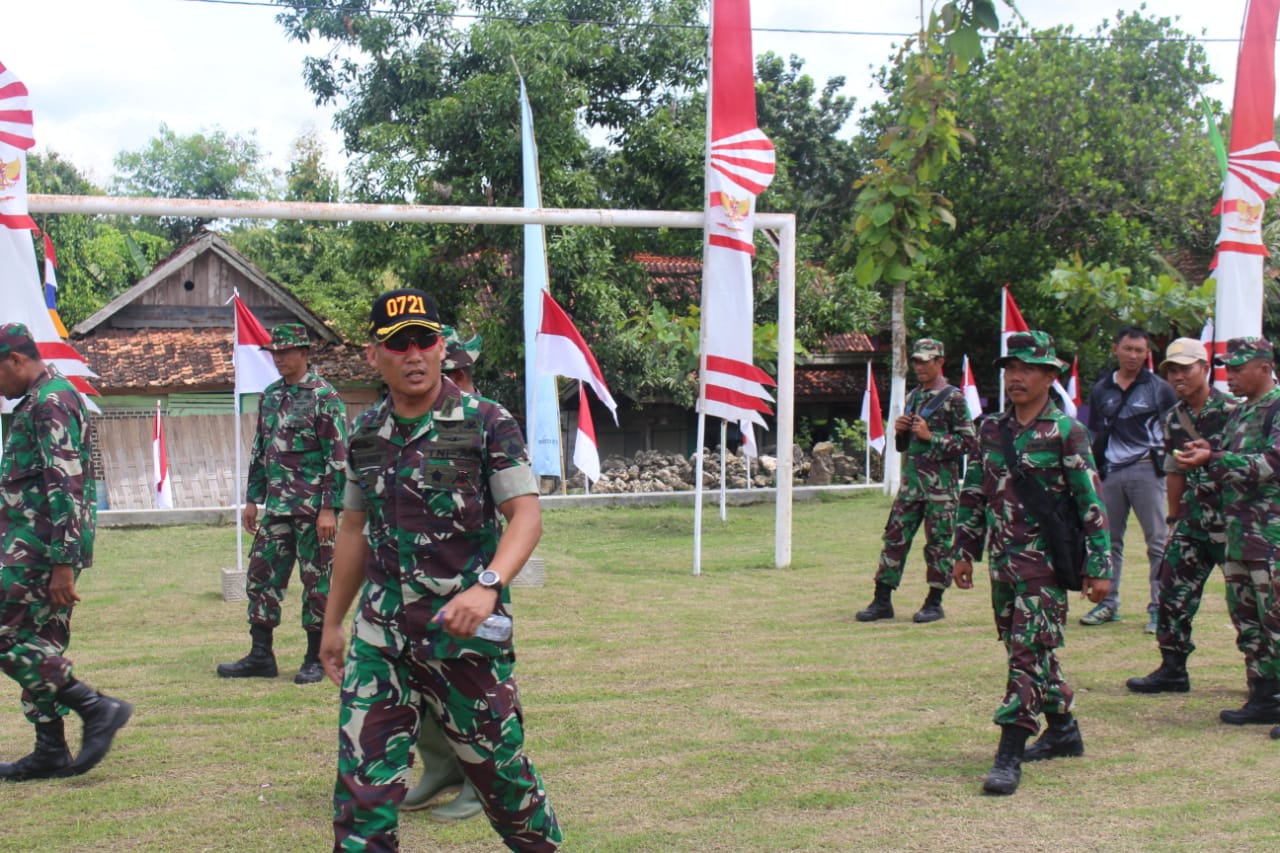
231, 291, 245, 572
719, 420, 728, 521
864, 362, 872, 485
998, 285, 1008, 412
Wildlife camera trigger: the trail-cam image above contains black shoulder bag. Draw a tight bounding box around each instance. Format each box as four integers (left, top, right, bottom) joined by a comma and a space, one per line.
998, 419, 1087, 591
896, 386, 959, 452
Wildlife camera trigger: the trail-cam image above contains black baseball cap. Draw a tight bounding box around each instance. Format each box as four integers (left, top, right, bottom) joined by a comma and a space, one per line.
368, 288, 443, 342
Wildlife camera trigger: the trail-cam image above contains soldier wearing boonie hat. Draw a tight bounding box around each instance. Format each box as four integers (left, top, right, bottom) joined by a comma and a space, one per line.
217, 319, 348, 685
0, 321, 132, 781
325, 287, 560, 849
1126, 337, 1236, 696
1176, 335, 1280, 734
953, 329, 1113, 795
856, 336, 977, 625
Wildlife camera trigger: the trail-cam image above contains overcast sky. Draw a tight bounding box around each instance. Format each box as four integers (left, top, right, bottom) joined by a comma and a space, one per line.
0, 0, 1259, 185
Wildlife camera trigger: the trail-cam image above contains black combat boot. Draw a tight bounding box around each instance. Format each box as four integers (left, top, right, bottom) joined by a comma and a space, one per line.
982, 725, 1029, 795
855, 582, 895, 622
912, 587, 945, 623
1220, 678, 1280, 725
294, 631, 324, 685
52, 679, 133, 777
0, 718, 72, 781
1023, 713, 1085, 762
1126, 649, 1190, 694
216, 624, 278, 679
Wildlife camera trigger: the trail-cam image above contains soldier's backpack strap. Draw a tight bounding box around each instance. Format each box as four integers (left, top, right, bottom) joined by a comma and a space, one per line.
1174, 406, 1203, 443
917, 385, 959, 421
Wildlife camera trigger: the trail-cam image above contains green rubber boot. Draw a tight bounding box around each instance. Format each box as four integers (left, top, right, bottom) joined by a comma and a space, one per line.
429, 779, 484, 823
401, 716, 464, 812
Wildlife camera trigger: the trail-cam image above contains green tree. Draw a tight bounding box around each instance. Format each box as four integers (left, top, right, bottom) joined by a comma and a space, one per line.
112, 123, 275, 244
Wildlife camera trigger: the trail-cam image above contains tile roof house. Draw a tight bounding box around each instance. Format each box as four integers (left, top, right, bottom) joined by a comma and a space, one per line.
69, 231, 378, 511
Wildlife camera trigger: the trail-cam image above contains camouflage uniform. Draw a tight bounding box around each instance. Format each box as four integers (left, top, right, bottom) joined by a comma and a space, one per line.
244, 369, 347, 632
335, 379, 560, 852
0, 364, 95, 723
955, 399, 1112, 733
1154, 388, 1236, 656
1202, 383, 1280, 682
875, 380, 978, 591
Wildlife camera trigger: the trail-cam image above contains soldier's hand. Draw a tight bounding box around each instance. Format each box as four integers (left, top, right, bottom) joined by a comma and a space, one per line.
320, 625, 346, 686
910, 416, 932, 441
49, 565, 81, 608
893, 415, 914, 434
1083, 577, 1111, 604
952, 560, 974, 590
1173, 446, 1211, 470
436, 585, 501, 639
316, 508, 337, 544
242, 502, 259, 533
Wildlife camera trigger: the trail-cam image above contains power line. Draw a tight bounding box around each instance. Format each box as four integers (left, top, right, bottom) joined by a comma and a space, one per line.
173, 0, 1241, 45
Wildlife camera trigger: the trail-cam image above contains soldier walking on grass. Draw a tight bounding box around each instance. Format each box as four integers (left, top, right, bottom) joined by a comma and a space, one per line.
856, 338, 976, 624
1172, 337, 1280, 734
952, 331, 1112, 795
322, 289, 560, 851
0, 323, 131, 781
1126, 338, 1236, 694
217, 323, 348, 684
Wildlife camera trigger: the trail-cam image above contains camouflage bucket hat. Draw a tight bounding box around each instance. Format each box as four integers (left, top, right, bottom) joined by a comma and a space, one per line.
263, 323, 310, 352
1215, 336, 1274, 367
0, 322, 34, 356
910, 338, 945, 361
994, 330, 1067, 371
442, 325, 483, 371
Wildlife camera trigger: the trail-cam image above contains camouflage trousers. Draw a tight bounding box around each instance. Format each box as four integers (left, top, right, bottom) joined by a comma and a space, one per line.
333, 635, 561, 852
991, 577, 1072, 734
1221, 559, 1280, 682
1154, 523, 1226, 657
0, 564, 78, 724
875, 497, 955, 590
246, 515, 333, 632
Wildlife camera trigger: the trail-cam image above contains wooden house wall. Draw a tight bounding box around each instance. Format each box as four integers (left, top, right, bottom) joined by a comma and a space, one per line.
102, 254, 297, 330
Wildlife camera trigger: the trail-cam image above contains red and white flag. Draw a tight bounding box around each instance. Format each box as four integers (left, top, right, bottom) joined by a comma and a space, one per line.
960, 355, 983, 419
535, 290, 618, 424
1065, 357, 1082, 407
0, 59, 97, 412
1212, 0, 1280, 357
1200, 318, 1225, 385
572, 382, 601, 483
153, 400, 174, 509
697, 0, 777, 431
861, 364, 886, 455
232, 295, 278, 396
1001, 285, 1030, 351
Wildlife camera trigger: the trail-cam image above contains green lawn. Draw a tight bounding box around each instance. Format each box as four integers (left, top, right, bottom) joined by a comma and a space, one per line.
4, 492, 1278, 851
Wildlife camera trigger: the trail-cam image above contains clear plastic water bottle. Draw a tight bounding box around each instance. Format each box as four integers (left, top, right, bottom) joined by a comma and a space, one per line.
474, 614, 512, 642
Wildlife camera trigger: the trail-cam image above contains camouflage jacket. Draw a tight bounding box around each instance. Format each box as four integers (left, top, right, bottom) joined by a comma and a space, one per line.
245, 371, 348, 518
897, 385, 978, 502
1163, 387, 1237, 539
0, 365, 96, 570
954, 399, 1112, 585
343, 378, 537, 659
1205, 385, 1280, 562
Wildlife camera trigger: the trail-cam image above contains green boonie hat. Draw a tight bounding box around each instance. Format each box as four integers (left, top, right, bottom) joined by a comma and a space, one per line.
263, 323, 310, 352
442, 325, 483, 371
369, 288, 442, 341
994, 330, 1067, 371
910, 338, 945, 360
1215, 336, 1275, 367
0, 322, 34, 356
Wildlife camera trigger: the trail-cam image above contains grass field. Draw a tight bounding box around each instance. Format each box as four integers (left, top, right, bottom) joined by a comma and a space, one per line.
3, 492, 1279, 851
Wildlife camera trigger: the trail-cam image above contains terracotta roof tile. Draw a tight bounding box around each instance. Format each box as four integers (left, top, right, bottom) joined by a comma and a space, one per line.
820, 332, 875, 353
796, 368, 863, 401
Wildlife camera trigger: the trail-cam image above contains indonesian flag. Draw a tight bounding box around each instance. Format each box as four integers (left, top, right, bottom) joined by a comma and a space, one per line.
960, 355, 982, 419
535, 290, 618, 424
1065, 357, 1082, 408
1001, 285, 1030, 351
1052, 378, 1078, 418
153, 400, 174, 509
232, 295, 278, 396
0, 60, 97, 411
861, 364, 886, 455
572, 382, 601, 483
697, 0, 777, 430
41, 232, 68, 338
1211, 0, 1280, 355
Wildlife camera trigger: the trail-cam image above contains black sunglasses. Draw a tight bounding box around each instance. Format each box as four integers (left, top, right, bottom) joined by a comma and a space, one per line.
380, 329, 439, 353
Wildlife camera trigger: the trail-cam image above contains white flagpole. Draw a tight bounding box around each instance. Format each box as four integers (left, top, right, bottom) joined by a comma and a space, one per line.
719, 420, 728, 521
865, 362, 872, 485
231, 291, 245, 572
998, 286, 1008, 412
693, 411, 707, 576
